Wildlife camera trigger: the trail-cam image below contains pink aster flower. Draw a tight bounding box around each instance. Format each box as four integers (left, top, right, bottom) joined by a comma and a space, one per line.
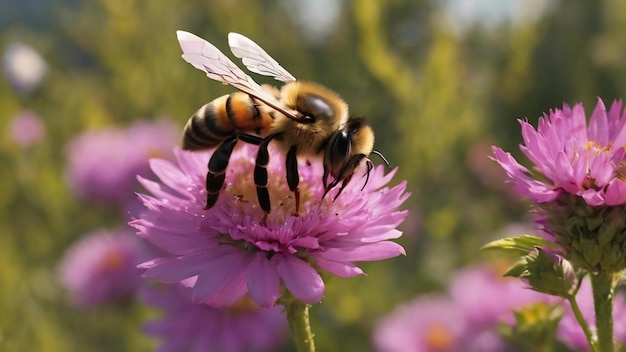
140, 282, 288, 352
65, 119, 178, 205
373, 296, 468, 352
492, 98, 626, 206
131, 143, 408, 307
492, 98, 626, 273
58, 228, 142, 308
374, 264, 559, 352
8, 110, 45, 148
449, 264, 555, 330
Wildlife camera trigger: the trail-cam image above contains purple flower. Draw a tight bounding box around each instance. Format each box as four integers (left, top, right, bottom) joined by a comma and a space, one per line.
8, 110, 45, 148
131, 143, 409, 307
492, 98, 626, 272
373, 296, 467, 352
373, 264, 557, 352
449, 265, 554, 330
141, 283, 288, 352
492, 98, 626, 206
65, 119, 178, 205
557, 277, 626, 351
2, 42, 47, 94
58, 228, 142, 308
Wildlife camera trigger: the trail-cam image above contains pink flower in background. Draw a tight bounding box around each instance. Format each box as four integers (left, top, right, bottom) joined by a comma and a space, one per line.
8, 110, 45, 147
131, 144, 409, 307
58, 228, 142, 308
373, 296, 468, 352
65, 119, 178, 205
373, 264, 558, 352
557, 277, 626, 351
141, 283, 288, 352
492, 98, 626, 206
449, 265, 555, 330
2, 42, 48, 94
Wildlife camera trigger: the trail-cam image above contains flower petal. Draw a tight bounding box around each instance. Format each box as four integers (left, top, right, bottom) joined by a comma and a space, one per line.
605, 179, 626, 206
190, 248, 250, 304
276, 254, 324, 304
246, 252, 281, 307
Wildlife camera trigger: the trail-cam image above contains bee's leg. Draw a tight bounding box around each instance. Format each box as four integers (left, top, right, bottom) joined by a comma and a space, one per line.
325, 154, 369, 202
238, 133, 264, 145
254, 135, 276, 214
205, 135, 239, 209
285, 146, 300, 216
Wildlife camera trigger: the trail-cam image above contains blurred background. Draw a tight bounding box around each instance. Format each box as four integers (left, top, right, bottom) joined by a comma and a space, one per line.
2, 0, 626, 351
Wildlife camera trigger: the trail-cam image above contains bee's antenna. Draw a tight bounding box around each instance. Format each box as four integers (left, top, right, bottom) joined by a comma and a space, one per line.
372, 150, 390, 167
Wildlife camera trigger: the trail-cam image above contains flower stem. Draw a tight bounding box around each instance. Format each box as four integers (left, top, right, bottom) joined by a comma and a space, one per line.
285, 299, 316, 352
567, 294, 597, 352
590, 272, 615, 352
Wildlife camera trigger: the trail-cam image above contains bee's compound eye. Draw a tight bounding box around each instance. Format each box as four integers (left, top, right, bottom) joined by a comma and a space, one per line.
298, 95, 334, 122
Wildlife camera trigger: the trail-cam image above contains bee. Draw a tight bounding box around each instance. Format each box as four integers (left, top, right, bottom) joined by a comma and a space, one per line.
177, 30, 388, 214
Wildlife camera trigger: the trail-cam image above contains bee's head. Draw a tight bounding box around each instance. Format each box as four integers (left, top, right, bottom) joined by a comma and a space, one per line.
322, 116, 377, 198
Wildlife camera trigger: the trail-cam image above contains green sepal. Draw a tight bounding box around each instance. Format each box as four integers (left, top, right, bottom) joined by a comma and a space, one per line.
481, 235, 556, 256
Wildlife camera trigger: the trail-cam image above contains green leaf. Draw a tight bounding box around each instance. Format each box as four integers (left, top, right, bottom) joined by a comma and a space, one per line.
481, 235, 556, 256
504, 260, 528, 278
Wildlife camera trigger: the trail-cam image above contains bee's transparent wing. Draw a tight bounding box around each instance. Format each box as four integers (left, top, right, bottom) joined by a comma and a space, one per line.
228, 32, 296, 83
176, 30, 302, 120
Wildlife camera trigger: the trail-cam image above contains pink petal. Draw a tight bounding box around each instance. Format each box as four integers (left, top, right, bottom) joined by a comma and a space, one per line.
276, 254, 324, 304
141, 255, 209, 283
201, 268, 247, 307
588, 98, 608, 145
605, 180, 626, 206
320, 241, 405, 262
245, 252, 281, 307
312, 255, 365, 278
190, 248, 250, 303
581, 189, 604, 206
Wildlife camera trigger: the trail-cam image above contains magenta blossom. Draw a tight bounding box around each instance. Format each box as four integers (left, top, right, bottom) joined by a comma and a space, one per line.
374, 263, 558, 352
58, 228, 142, 308
492, 98, 626, 206
141, 282, 288, 352
131, 143, 408, 307
65, 119, 178, 205
8, 110, 45, 148
373, 296, 468, 352
449, 264, 556, 330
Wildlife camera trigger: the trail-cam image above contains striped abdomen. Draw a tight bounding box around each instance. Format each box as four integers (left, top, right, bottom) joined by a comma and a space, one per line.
182, 92, 274, 150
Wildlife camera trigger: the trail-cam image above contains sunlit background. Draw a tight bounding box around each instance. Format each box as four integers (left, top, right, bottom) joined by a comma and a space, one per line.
2, 0, 626, 351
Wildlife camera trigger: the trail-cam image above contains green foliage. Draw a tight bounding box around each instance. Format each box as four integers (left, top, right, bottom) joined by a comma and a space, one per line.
3, 0, 626, 350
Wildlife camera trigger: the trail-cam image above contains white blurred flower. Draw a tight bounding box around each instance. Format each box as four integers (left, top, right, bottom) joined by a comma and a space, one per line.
3, 42, 48, 94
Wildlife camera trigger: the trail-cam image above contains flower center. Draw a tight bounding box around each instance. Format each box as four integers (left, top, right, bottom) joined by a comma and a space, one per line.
227, 295, 259, 314
424, 323, 455, 351
226, 155, 318, 219
101, 251, 126, 270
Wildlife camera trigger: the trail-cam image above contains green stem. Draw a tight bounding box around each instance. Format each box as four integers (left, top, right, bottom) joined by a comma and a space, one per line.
567, 295, 597, 352
285, 299, 316, 352
590, 272, 615, 352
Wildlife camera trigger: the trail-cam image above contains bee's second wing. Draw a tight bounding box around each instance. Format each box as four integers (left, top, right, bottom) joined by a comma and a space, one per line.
177, 31, 265, 95
177, 30, 302, 120
228, 32, 296, 83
